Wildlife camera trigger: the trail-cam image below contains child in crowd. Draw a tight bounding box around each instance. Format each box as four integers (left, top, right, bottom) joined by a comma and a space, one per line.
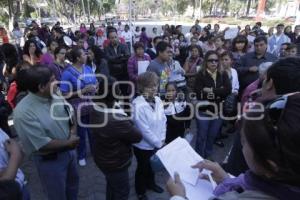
286, 44, 298, 57
164, 82, 191, 144
220, 52, 239, 133
220, 52, 239, 95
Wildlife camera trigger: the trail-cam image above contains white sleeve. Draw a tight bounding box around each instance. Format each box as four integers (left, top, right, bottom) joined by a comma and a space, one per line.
160, 102, 167, 142
231, 68, 239, 93
286, 35, 291, 43
170, 196, 187, 200
134, 104, 163, 148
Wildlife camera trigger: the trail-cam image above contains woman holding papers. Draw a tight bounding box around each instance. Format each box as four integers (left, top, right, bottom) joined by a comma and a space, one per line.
193, 51, 231, 159
127, 42, 151, 95
132, 72, 167, 200
167, 93, 300, 200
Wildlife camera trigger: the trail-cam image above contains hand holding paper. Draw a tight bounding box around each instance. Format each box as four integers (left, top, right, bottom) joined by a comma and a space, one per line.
191, 160, 229, 185
166, 172, 187, 198
156, 137, 216, 200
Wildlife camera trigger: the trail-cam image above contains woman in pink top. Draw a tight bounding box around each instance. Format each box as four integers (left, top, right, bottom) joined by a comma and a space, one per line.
80, 23, 87, 34
40, 39, 58, 65
127, 42, 151, 94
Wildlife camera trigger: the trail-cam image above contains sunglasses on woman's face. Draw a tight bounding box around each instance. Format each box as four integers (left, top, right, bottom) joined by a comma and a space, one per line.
207, 59, 219, 63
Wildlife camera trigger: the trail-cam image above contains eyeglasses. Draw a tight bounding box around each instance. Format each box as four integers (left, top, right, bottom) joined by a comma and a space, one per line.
207, 59, 219, 63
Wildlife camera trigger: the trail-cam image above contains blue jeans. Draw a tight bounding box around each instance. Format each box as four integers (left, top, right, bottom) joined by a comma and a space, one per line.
33, 150, 79, 200
22, 185, 31, 200
77, 114, 93, 160
195, 113, 223, 158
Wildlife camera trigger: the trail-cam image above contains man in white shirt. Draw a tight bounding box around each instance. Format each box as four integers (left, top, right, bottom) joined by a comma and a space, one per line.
268, 24, 291, 57
121, 24, 133, 52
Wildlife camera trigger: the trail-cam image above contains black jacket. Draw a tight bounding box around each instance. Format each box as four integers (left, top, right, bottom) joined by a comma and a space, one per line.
104, 43, 130, 79
89, 106, 142, 173
194, 70, 231, 114
146, 48, 157, 60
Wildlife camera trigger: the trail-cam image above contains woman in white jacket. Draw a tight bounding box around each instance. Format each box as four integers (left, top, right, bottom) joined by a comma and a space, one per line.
132, 71, 167, 200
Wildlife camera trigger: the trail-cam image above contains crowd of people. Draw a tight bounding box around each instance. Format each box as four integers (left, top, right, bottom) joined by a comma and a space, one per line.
0, 18, 299, 200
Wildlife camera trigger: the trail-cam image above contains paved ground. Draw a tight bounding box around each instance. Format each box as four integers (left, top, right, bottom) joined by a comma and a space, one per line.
20, 121, 234, 200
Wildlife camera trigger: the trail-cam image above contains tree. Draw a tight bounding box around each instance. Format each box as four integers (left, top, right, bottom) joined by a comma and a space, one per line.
0, 0, 22, 29
245, 0, 252, 16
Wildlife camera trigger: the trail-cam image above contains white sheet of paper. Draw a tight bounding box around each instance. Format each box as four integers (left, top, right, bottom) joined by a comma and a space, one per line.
247, 35, 255, 43
138, 60, 150, 75
156, 138, 202, 185
184, 179, 214, 200
224, 28, 239, 40
156, 137, 215, 200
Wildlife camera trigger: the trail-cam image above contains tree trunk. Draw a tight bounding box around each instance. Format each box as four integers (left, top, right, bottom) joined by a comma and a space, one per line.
8, 0, 14, 30
256, 0, 266, 21
98, 5, 101, 21
209, 0, 213, 15
246, 0, 251, 16
192, 0, 196, 18
224, 0, 230, 16
87, 0, 90, 23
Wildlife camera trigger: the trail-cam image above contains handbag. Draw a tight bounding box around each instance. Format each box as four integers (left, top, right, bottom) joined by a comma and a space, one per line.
150, 154, 165, 172
223, 93, 238, 117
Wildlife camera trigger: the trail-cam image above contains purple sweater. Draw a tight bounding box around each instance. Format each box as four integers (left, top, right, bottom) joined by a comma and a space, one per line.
40, 53, 54, 65
127, 54, 151, 84
214, 171, 300, 200
139, 31, 151, 47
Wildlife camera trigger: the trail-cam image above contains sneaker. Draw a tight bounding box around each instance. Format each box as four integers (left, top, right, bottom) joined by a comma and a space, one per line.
78, 159, 86, 166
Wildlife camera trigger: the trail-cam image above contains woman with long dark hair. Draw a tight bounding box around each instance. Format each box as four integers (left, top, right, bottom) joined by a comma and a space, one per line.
194, 50, 231, 159
231, 35, 249, 64
22, 40, 42, 65
86, 45, 109, 78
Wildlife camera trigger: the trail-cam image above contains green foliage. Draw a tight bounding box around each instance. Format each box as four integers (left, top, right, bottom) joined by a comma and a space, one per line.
30, 11, 39, 19
177, 0, 189, 15
103, 0, 115, 13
